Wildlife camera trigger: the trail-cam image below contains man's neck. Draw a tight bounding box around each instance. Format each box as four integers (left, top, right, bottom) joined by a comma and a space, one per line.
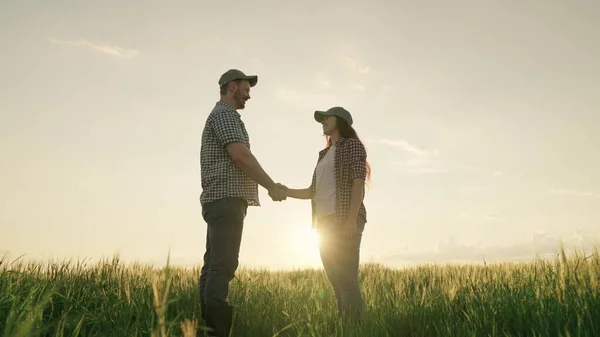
220, 97, 239, 110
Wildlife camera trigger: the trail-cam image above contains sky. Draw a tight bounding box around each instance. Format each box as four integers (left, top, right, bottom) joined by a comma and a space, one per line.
1, 0, 599, 269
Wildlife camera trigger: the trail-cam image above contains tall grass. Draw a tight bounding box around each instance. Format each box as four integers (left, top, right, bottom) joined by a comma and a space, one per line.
1, 247, 598, 336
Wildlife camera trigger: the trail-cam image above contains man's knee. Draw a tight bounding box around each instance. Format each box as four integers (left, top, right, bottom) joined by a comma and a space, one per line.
207, 269, 236, 284
208, 257, 239, 279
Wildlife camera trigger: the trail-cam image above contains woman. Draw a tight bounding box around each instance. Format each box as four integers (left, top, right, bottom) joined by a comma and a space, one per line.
282, 106, 370, 321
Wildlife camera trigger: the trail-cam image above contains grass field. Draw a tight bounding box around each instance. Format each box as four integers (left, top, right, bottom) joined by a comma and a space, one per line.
1, 247, 599, 337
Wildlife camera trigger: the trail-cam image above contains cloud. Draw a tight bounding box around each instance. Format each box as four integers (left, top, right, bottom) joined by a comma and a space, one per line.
369, 138, 476, 174
369, 138, 450, 173
374, 139, 440, 158
548, 189, 598, 197
313, 72, 331, 90
341, 56, 370, 74
312, 73, 366, 91
380, 85, 393, 93
272, 86, 339, 110
405, 167, 448, 174
380, 231, 599, 265
482, 214, 499, 220
398, 157, 448, 174
458, 213, 499, 221
48, 37, 139, 58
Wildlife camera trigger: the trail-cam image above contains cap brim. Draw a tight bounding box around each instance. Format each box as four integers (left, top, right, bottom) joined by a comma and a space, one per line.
314, 110, 328, 123
243, 75, 258, 87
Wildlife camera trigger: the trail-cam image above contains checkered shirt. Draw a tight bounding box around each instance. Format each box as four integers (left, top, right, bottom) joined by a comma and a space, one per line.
310, 137, 367, 227
199, 101, 259, 206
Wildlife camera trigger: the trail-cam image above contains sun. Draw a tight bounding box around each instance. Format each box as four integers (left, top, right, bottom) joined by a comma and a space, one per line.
289, 226, 322, 266
303, 227, 320, 250
293, 226, 319, 249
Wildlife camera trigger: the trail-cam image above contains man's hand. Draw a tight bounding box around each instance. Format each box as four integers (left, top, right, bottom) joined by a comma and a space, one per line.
342, 216, 358, 237
268, 183, 288, 202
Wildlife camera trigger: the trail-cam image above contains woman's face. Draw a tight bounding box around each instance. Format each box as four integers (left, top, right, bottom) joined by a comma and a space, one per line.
321, 115, 338, 135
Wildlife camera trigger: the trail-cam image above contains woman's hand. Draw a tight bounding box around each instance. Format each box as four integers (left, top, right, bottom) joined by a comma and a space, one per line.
269, 183, 288, 201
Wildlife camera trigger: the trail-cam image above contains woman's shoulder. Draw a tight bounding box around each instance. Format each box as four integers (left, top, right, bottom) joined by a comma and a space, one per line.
342, 138, 365, 150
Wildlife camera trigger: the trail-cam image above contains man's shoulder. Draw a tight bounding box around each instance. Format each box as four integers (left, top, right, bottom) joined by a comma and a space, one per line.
213, 101, 238, 114
208, 102, 240, 122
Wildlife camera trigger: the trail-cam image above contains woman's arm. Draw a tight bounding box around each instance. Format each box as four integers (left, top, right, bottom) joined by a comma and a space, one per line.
283, 153, 319, 200
285, 187, 311, 200
346, 139, 368, 221
346, 179, 364, 220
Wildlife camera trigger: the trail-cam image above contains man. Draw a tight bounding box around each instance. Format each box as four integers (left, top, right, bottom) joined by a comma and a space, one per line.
198, 69, 287, 336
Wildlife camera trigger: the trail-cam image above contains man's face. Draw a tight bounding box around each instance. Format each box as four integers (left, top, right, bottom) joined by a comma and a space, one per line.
233, 80, 251, 109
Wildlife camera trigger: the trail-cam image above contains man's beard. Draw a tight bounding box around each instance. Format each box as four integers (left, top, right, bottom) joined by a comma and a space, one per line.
235, 94, 246, 109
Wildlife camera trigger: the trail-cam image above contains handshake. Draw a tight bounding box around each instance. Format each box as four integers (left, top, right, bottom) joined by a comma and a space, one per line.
268, 183, 288, 202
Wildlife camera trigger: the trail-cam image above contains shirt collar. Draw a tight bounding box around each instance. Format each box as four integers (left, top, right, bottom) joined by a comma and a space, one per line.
216, 100, 240, 116
319, 137, 347, 155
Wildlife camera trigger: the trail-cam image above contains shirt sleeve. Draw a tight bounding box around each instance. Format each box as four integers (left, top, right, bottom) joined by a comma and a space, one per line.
347, 139, 367, 180
212, 110, 246, 147
309, 154, 319, 197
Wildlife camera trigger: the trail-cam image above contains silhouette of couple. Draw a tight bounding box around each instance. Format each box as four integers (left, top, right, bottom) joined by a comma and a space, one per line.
198, 69, 370, 336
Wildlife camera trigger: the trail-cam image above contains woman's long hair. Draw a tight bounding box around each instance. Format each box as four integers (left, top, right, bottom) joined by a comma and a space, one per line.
325, 116, 371, 183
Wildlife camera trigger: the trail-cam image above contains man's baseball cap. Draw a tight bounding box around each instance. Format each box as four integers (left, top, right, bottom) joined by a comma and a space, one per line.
218, 69, 258, 87
314, 106, 353, 126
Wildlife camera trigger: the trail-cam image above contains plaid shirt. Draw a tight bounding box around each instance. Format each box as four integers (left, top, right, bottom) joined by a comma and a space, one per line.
199, 101, 259, 206
310, 137, 367, 227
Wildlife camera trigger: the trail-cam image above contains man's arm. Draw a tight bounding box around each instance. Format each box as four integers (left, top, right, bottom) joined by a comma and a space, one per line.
212, 110, 278, 192
226, 143, 277, 191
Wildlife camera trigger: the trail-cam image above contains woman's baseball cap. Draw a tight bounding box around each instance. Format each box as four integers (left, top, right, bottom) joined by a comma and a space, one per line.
314, 106, 353, 126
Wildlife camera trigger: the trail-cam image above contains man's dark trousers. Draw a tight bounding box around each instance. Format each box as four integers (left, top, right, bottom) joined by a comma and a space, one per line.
199, 197, 247, 336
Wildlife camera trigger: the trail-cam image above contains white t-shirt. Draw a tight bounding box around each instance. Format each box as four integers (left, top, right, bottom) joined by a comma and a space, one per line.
314, 145, 336, 217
